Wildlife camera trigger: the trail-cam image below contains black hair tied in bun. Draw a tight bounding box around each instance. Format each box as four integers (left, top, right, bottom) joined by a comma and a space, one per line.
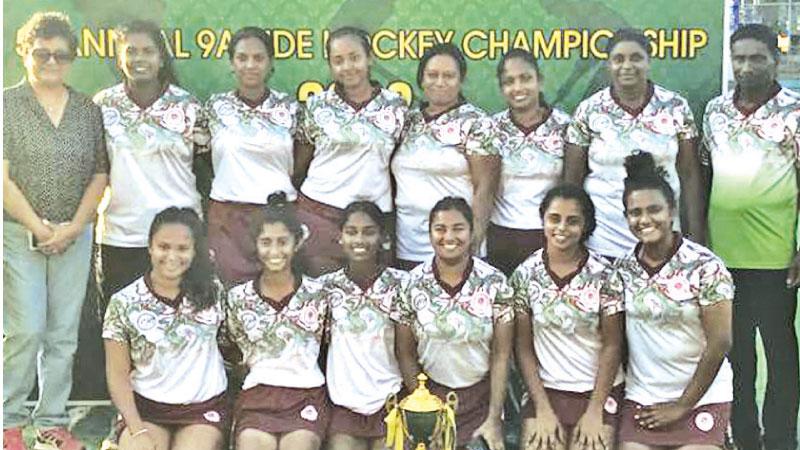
622, 151, 676, 209
251, 191, 304, 246
624, 151, 666, 182
266, 191, 289, 209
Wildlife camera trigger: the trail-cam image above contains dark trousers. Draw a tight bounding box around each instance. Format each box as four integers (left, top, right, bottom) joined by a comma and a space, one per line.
73, 245, 150, 400
729, 269, 799, 450
486, 223, 544, 276
97, 244, 150, 301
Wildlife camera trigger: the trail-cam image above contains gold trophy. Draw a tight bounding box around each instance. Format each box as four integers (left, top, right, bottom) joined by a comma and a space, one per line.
385, 373, 458, 450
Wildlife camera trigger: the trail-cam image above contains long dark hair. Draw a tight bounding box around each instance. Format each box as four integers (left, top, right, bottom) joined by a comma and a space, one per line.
148, 207, 217, 310
115, 20, 179, 86
250, 191, 306, 276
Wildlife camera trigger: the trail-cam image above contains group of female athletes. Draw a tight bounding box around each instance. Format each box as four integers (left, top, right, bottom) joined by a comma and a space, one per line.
106, 166, 731, 450
6, 11, 735, 450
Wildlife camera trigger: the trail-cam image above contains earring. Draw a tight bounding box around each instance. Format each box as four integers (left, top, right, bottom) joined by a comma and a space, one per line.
298, 224, 311, 247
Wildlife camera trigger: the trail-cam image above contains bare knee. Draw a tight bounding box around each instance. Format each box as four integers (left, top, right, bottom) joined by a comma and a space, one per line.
119, 422, 171, 450
369, 438, 388, 450
237, 428, 278, 450
674, 446, 721, 450
171, 424, 223, 450
327, 433, 368, 450
279, 429, 321, 450
620, 442, 659, 450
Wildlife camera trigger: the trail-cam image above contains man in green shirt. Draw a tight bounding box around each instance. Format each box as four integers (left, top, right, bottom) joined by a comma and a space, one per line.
703, 23, 799, 450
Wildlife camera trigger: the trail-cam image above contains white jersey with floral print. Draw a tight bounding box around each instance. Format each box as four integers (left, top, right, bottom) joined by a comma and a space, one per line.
392, 103, 497, 262
565, 84, 697, 257
320, 267, 408, 415
205, 89, 299, 203
298, 87, 407, 212
396, 257, 515, 388
491, 108, 570, 230
102, 277, 227, 404
94, 84, 202, 247
225, 276, 328, 390
616, 238, 734, 406
703, 87, 800, 270
510, 249, 624, 393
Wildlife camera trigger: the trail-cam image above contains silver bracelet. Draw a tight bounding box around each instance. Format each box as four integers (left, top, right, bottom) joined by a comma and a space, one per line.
130, 428, 150, 439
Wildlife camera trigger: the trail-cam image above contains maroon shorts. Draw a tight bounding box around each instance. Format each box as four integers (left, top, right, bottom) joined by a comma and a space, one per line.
207, 199, 263, 285
427, 378, 490, 446
295, 193, 346, 276
328, 387, 408, 439
486, 223, 544, 275
617, 400, 731, 446
117, 391, 229, 433
521, 385, 623, 428
234, 384, 330, 437
328, 404, 387, 439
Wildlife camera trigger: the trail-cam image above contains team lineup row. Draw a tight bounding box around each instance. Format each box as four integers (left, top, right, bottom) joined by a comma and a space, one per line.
101, 169, 733, 450
3, 11, 799, 450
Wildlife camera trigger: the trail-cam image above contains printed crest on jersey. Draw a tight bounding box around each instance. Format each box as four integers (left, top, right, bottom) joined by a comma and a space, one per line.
397, 259, 514, 342
103, 278, 225, 367
618, 240, 734, 325
159, 105, 189, 134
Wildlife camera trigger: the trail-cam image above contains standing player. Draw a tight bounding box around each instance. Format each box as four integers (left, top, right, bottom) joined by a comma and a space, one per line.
204, 26, 299, 285
392, 44, 500, 269
703, 23, 799, 450
489, 49, 570, 275
563, 28, 704, 259
94, 20, 203, 297
294, 26, 407, 276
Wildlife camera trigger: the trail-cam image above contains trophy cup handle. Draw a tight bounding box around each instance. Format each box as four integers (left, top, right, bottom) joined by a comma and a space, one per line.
385, 393, 398, 413
445, 391, 458, 411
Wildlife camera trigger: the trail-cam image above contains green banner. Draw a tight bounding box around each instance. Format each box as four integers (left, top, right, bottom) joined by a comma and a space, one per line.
5, 0, 723, 116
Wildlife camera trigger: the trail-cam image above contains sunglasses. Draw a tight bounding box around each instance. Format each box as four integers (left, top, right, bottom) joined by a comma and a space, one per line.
30, 49, 75, 65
